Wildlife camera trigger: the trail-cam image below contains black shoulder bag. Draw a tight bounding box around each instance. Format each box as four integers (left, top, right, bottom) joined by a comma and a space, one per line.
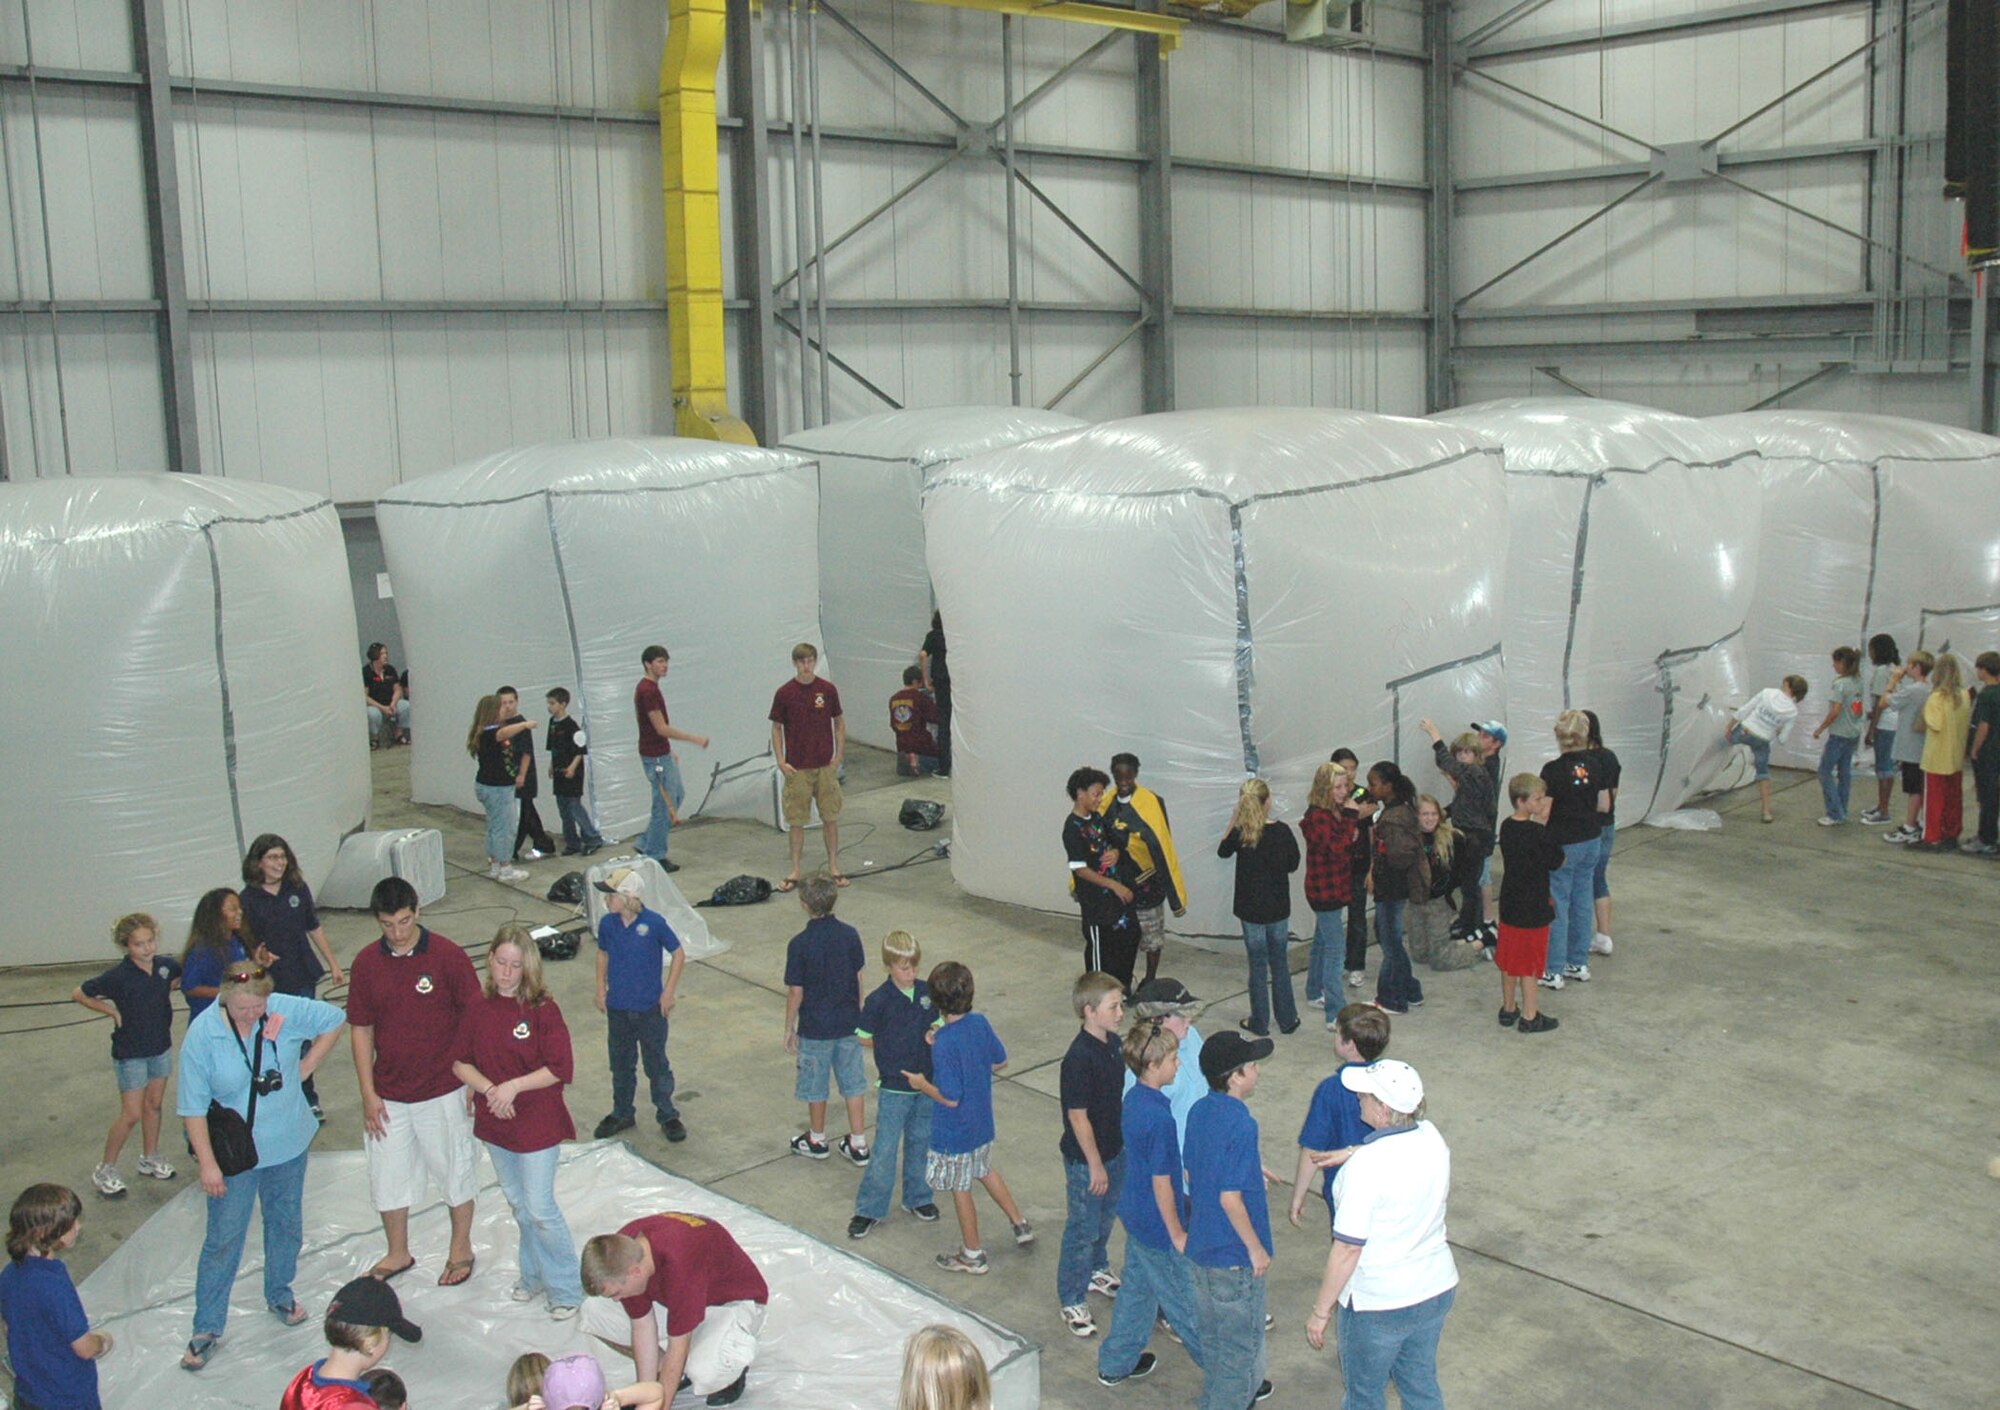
206, 1025, 265, 1177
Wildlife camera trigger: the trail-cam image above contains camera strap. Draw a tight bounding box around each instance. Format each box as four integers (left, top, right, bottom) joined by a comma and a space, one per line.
232, 1024, 267, 1131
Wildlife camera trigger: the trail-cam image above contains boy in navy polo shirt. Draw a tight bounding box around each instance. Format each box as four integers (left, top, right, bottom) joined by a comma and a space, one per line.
848, 929, 940, 1238
1097, 1018, 1203, 1387
1288, 1004, 1389, 1234
1057, 972, 1127, 1339
783, 874, 870, 1164
72, 912, 182, 1198
592, 868, 686, 1143
1185, 1030, 1281, 1410
1, 1184, 111, 1410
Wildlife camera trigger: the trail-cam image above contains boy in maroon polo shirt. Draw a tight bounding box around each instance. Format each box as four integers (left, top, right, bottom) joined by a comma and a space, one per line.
580, 1213, 769, 1407
888, 666, 939, 776
769, 643, 846, 890
346, 878, 484, 1287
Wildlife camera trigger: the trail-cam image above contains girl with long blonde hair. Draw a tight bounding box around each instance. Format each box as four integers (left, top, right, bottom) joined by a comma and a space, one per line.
1219, 778, 1301, 1036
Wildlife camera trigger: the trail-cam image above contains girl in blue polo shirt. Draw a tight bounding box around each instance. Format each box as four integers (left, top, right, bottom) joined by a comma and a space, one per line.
1, 1183, 112, 1410
72, 913, 182, 1199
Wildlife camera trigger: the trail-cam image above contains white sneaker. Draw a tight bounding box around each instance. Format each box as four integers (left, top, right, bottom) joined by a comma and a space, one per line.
509, 1283, 539, 1302
1562, 964, 1591, 983
1816, 816, 1843, 827
1345, 970, 1365, 988
1062, 1304, 1097, 1338
549, 1304, 579, 1321
1859, 808, 1889, 825
518, 848, 548, 861
92, 1163, 127, 1197
1089, 1268, 1122, 1298
1536, 971, 1564, 990
136, 1154, 175, 1180
1306, 995, 1326, 1009
1589, 933, 1613, 956
1882, 825, 1918, 844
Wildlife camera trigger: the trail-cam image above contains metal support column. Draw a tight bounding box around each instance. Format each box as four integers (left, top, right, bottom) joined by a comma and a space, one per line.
1426, 0, 1455, 411
1001, 17, 1023, 405
130, 0, 200, 473
1974, 268, 1993, 433
1135, 1, 1174, 413
726, 0, 776, 443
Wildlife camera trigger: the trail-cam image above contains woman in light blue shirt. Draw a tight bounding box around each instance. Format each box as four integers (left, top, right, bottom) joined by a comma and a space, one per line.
175, 966, 344, 1372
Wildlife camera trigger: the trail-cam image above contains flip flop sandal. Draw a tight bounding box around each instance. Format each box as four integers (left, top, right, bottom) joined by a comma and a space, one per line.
438, 1256, 476, 1287
182, 1332, 221, 1370
775, 878, 799, 893
368, 1257, 416, 1281
272, 1302, 310, 1326
832, 874, 852, 888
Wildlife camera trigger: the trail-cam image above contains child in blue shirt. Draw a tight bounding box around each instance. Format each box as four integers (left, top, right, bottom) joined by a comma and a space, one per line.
783, 875, 870, 1165
905, 961, 1033, 1276
1, 1184, 111, 1410
71, 912, 182, 1198
591, 868, 686, 1142
1288, 1003, 1390, 1233
850, 929, 940, 1238
1185, 1031, 1281, 1410
1096, 1018, 1204, 1387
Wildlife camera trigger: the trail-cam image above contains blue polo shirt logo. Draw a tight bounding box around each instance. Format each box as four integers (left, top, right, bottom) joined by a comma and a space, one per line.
288, 894, 300, 909
512, 1021, 531, 1040
919, 994, 932, 1010
415, 975, 433, 994
636, 924, 651, 936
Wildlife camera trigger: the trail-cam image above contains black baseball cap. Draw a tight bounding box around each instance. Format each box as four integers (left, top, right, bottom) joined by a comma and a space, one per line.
1199, 1030, 1273, 1087
1131, 977, 1200, 1011
328, 1276, 423, 1343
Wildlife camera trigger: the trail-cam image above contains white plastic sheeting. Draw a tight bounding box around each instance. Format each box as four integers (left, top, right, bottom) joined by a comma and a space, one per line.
317, 829, 449, 910
377, 440, 823, 836
84, 1142, 1038, 1410
1434, 400, 1762, 819
781, 407, 1084, 749
926, 409, 1509, 943
581, 853, 730, 960
0, 476, 367, 966
1708, 411, 2000, 769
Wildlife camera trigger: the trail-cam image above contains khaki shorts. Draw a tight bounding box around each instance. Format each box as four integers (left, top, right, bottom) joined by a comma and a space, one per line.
781, 766, 843, 826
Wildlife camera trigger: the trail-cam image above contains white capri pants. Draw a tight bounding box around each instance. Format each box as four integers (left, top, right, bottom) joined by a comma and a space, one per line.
583, 1296, 766, 1395
365, 1089, 480, 1213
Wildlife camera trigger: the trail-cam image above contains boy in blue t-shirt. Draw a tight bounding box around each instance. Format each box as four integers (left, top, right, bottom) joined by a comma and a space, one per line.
905, 961, 1033, 1276
1, 1184, 111, 1410
783, 875, 871, 1165
849, 929, 940, 1238
1096, 1018, 1205, 1387
1287, 1003, 1390, 1233
591, 868, 686, 1142
1185, 1031, 1281, 1410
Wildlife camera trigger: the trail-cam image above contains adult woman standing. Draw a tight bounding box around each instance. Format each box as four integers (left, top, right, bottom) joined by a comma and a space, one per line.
451, 925, 583, 1319
176, 967, 345, 1370
1302, 1059, 1457, 1410
1538, 711, 1606, 988
468, 694, 535, 882
241, 834, 344, 1120
1364, 763, 1424, 1016
1218, 779, 1301, 1037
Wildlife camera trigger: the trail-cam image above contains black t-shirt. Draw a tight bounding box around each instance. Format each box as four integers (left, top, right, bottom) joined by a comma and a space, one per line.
80, 956, 182, 1060
1064, 810, 1135, 924
502, 713, 539, 798
1589, 747, 1622, 824
1539, 752, 1602, 846
1218, 821, 1301, 923
364, 662, 401, 706
1498, 816, 1565, 927
476, 725, 515, 787
547, 716, 587, 798
920, 627, 949, 690
1058, 1027, 1125, 1164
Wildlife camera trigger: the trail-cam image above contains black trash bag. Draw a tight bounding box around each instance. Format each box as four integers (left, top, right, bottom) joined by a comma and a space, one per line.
695, 874, 773, 908
546, 871, 585, 906
536, 929, 581, 961
899, 798, 946, 831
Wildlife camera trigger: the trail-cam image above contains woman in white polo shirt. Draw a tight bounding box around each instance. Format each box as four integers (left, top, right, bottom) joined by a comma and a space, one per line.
1302, 1059, 1457, 1410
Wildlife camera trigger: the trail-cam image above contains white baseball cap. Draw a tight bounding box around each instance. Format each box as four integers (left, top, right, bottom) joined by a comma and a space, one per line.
1340, 1059, 1425, 1114
592, 867, 645, 899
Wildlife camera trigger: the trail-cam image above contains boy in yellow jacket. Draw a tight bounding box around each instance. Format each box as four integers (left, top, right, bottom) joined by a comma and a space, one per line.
1100, 753, 1189, 986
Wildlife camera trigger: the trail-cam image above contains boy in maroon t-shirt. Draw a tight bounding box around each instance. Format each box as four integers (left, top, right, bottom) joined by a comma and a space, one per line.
634, 646, 711, 872
888, 666, 939, 777
769, 643, 846, 890
580, 1213, 769, 1406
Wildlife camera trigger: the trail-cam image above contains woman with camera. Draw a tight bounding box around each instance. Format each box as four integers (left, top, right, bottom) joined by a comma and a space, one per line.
175, 965, 345, 1371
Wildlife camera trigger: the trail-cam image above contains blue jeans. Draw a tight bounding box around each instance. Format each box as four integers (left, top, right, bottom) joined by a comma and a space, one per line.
193, 1148, 308, 1337
1550, 839, 1597, 972
638, 755, 684, 860
1335, 1286, 1455, 1410
486, 1143, 584, 1307
1591, 822, 1615, 901
1818, 734, 1857, 820
1099, 1236, 1205, 1378
1240, 921, 1297, 1034
855, 1088, 934, 1219
368, 698, 411, 744
1305, 908, 1345, 1005
1872, 729, 1898, 778
607, 1007, 678, 1122
475, 782, 517, 864
1373, 899, 1421, 1011
1728, 722, 1772, 779
1190, 1262, 1266, 1410
1058, 1151, 1125, 1306
554, 793, 603, 850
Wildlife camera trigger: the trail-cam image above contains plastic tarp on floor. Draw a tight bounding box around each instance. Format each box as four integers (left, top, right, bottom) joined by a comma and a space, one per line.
925, 409, 1509, 943
377, 440, 823, 836
1435, 399, 1762, 819
1709, 411, 2000, 770
0, 476, 367, 965
581, 853, 730, 960
781, 407, 1084, 749
83, 1142, 1038, 1410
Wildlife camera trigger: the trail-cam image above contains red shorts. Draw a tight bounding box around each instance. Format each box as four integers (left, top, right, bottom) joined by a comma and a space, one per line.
1494, 922, 1549, 979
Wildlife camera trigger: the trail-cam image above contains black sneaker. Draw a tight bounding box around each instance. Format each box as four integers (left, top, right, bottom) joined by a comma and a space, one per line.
561, 844, 582, 856
1098, 1351, 1158, 1386
661, 1118, 687, 1143
1497, 1007, 1519, 1027
1278, 1019, 1301, 1035
1236, 1018, 1270, 1037
837, 1135, 870, 1167
594, 1114, 635, 1139
1518, 1013, 1559, 1033
847, 1215, 878, 1239
581, 841, 604, 856
907, 1203, 941, 1222
705, 1368, 748, 1407
790, 1132, 830, 1160
661, 858, 682, 873
1250, 1380, 1274, 1405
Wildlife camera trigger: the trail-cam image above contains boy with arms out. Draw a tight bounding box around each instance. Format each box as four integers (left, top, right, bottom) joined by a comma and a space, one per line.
783, 874, 870, 1165
1056, 973, 1127, 1339
849, 930, 940, 1238
592, 869, 686, 1143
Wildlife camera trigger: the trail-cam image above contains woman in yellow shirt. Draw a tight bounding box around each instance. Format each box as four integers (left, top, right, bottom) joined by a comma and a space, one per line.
1912, 655, 1972, 850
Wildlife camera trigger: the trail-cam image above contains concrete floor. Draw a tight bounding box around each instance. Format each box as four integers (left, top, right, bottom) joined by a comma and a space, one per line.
5, 748, 1996, 1409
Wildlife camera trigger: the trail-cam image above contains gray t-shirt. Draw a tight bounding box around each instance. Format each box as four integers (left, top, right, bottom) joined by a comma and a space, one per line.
1888, 680, 1932, 764
1866, 662, 1897, 730
1828, 674, 1865, 740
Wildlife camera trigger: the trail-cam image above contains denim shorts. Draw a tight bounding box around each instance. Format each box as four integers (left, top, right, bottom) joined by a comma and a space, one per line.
114, 1050, 173, 1092
1873, 729, 1898, 777
1730, 723, 1773, 780
795, 1035, 868, 1101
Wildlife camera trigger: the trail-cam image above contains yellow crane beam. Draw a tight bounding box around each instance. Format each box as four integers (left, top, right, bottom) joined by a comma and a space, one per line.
903, 0, 1183, 49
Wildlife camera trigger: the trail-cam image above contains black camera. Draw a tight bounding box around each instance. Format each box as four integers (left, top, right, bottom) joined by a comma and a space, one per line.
253, 1069, 285, 1097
